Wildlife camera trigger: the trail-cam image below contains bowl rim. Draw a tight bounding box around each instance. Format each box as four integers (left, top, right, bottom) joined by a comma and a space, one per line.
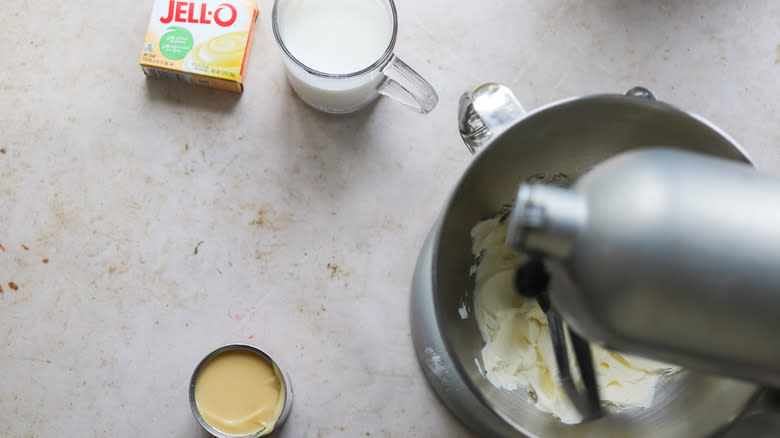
430, 92, 759, 436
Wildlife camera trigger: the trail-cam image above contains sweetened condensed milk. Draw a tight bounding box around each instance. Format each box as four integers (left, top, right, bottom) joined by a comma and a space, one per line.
194, 349, 285, 436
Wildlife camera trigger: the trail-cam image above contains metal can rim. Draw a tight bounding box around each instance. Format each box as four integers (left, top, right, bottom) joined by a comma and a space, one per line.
189, 344, 294, 438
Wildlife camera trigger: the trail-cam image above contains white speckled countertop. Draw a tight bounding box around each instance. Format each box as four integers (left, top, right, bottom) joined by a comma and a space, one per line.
1, 1, 779, 437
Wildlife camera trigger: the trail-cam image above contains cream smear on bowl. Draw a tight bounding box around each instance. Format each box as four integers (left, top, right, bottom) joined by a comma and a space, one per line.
470, 209, 682, 424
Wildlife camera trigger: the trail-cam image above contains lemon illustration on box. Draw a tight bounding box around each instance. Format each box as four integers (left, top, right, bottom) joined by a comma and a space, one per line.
140, 0, 259, 93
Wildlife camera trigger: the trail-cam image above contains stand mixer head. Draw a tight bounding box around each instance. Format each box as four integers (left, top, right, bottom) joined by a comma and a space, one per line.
506, 147, 780, 411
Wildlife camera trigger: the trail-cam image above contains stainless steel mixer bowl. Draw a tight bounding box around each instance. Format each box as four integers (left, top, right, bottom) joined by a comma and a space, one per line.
421, 84, 761, 437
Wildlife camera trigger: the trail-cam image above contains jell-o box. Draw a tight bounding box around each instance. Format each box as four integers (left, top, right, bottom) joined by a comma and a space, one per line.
140, 0, 259, 93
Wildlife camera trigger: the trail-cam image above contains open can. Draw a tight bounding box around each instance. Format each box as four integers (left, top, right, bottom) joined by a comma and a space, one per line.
190, 344, 294, 437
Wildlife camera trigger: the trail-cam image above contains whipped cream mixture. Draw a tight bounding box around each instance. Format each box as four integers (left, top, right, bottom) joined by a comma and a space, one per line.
471, 212, 681, 424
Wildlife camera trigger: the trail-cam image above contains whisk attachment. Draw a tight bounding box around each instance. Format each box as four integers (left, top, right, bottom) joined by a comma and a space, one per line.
514, 257, 604, 421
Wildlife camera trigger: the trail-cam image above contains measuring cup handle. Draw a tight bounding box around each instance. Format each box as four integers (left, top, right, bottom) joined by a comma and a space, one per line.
458, 83, 526, 155
378, 55, 438, 114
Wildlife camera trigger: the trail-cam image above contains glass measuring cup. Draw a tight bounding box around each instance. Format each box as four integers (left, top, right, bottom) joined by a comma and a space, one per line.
272, 0, 438, 114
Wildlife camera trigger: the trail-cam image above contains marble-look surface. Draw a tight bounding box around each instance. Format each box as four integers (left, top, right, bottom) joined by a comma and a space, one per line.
1, 0, 779, 437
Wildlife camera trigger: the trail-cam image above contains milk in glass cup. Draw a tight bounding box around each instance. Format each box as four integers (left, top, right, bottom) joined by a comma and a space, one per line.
272, 0, 438, 114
